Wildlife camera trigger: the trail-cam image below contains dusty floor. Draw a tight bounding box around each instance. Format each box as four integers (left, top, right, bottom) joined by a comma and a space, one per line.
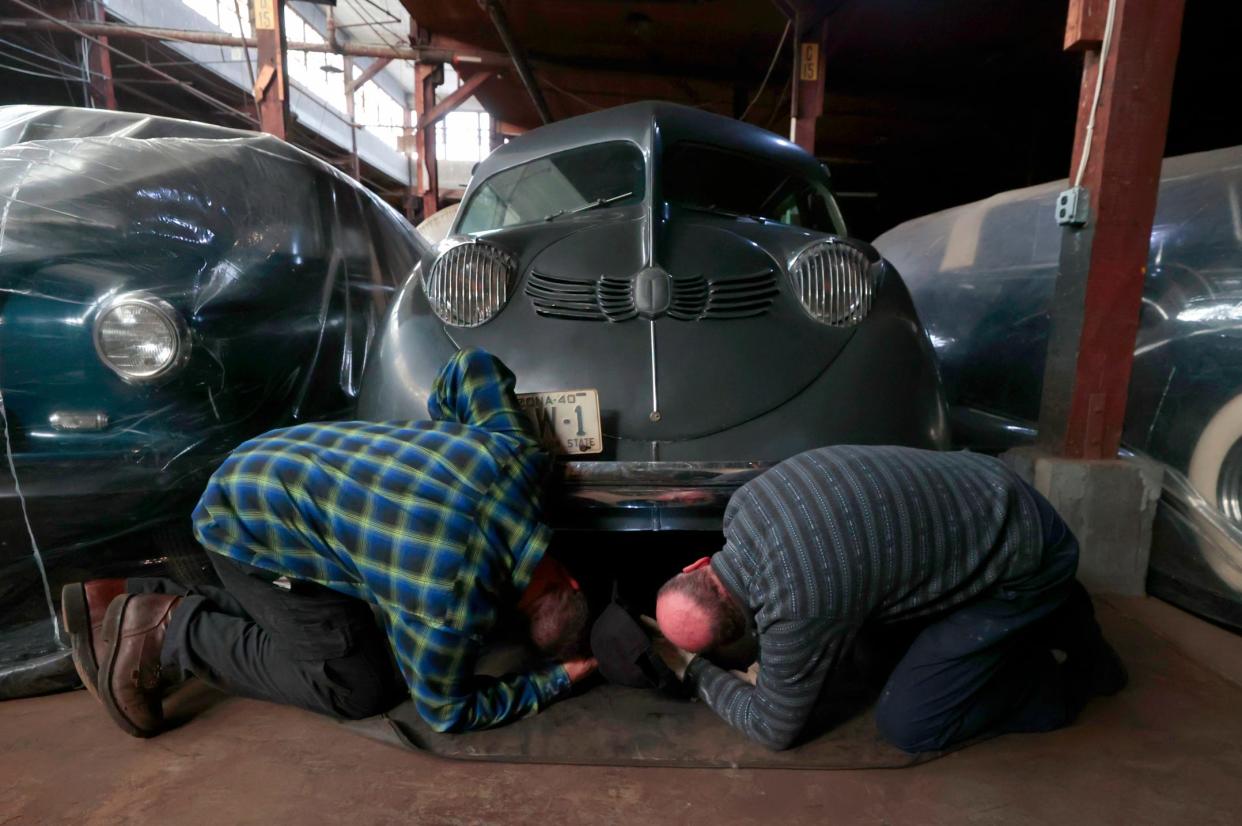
3, 596, 1241, 826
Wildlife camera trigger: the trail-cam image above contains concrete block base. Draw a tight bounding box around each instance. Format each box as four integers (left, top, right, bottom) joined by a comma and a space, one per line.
1001, 448, 1163, 595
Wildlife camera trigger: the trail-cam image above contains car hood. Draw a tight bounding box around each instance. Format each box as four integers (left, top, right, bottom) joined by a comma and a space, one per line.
446, 212, 856, 444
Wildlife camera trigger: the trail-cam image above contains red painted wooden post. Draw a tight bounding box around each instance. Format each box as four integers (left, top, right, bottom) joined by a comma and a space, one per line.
414, 62, 442, 218
81, 0, 116, 109
251, 0, 288, 140
1037, 0, 1187, 459
790, 18, 828, 154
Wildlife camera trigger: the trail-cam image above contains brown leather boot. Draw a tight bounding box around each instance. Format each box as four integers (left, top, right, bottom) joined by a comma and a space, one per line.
97, 594, 183, 738
61, 579, 127, 700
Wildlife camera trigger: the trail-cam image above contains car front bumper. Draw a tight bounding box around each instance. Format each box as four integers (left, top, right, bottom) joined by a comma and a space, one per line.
546, 460, 775, 531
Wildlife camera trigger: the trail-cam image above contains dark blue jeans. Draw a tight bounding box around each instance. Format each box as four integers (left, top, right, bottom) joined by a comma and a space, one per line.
874, 484, 1088, 753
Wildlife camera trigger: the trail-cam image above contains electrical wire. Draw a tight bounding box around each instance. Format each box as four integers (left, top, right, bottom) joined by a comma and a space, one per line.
232, 0, 261, 122
1074, 0, 1118, 188
10, 0, 257, 125
739, 20, 791, 123
32, 28, 83, 105
0, 60, 85, 82
73, 0, 91, 106
0, 35, 91, 73
357, 0, 404, 28
341, 0, 406, 52
0, 41, 96, 78
763, 72, 793, 130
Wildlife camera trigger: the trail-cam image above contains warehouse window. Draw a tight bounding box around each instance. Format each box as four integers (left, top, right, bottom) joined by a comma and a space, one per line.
172, 1, 491, 163
180, 0, 251, 36
284, 6, 346, 114
436, 111, 492, 163
356, 79, 404, 152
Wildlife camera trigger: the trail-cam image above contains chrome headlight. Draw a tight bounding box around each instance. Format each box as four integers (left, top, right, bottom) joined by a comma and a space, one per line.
423, 238, 517, 327
93, 292, 190, 382
788, 239, 879, 326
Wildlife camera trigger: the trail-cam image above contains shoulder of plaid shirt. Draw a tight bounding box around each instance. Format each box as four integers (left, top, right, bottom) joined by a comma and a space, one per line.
191, 347, 573, 732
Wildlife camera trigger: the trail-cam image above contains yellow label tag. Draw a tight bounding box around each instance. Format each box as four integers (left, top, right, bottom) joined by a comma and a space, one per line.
255, 0, 278, 31
799, 42, 820, 82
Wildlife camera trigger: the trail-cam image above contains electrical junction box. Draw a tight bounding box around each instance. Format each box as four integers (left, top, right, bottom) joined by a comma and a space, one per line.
1056, 186, 1090, 226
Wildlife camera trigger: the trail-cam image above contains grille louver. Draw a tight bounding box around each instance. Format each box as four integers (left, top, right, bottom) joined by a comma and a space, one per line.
788, 240, 876, 326
597, 277, 638, 321
700, 270, 780, 320
526, 268, 778, 322
525, 273, 637, 321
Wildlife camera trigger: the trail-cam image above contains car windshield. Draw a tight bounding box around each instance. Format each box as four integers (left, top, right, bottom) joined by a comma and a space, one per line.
662, 142, 845, 234
457, 141, 645, 234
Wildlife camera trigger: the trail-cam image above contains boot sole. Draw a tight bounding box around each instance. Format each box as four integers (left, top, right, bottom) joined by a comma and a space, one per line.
97, 595, 161, 739
61, 583, 99, 701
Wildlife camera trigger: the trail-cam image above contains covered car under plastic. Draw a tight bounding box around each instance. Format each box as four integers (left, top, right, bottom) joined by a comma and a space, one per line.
876, 145, 1242, 630
0, 106, 427, 697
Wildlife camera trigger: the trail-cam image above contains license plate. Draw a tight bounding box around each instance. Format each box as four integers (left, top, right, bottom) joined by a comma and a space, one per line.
517, 389, 603, 455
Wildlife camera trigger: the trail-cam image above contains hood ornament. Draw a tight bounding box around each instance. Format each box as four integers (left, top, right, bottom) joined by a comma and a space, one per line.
633, 267, 672, 320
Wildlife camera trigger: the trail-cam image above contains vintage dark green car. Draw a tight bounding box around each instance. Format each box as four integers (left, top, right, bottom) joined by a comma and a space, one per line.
0, 106, 424, 695
361, 102, 950, 532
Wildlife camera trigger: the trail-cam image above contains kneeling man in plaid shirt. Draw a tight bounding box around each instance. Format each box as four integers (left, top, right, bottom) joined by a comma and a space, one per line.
62, 349, 595, 737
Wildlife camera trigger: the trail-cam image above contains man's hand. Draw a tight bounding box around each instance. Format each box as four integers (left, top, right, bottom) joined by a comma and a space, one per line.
639, 615, 696, 681
561, 656, 598, 685
651, 636, 696, 681
730, 662, 760, 686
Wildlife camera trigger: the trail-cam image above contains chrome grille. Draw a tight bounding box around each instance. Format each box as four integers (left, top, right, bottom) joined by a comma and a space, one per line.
424, 240, 516, 327
789, 240, 875, 326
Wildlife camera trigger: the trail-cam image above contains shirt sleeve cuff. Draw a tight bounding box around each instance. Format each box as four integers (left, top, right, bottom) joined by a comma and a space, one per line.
685, 654, 712, 684
532, 663, 573, 703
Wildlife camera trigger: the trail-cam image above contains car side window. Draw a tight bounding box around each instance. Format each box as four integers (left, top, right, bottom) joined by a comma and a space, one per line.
663, 142, 842, 234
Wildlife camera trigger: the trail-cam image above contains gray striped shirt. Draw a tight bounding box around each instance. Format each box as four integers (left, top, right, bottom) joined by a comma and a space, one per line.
686, 445, 1043, 749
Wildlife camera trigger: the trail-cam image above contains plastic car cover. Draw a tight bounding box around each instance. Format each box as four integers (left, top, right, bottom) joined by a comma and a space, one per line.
0, 106, 426, 697
876, 145, 1242, 627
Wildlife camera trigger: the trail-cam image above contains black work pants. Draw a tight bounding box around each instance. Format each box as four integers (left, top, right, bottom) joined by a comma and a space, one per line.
131, 554, 406, 720
873, 484, 1096, 753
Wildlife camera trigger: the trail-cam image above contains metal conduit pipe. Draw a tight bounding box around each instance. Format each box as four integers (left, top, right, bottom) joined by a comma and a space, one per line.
0, 16, 508, 66
478, 0, 552, 124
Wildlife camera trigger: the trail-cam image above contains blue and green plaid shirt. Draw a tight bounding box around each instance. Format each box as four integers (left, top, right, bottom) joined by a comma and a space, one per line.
192, 348, 571, 732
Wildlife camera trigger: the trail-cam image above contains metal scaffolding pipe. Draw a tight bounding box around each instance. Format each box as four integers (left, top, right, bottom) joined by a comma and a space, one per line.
0, 16, 507, 66
479, 0, 552, 124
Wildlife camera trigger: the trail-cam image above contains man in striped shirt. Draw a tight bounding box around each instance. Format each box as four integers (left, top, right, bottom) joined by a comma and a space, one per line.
655, 445, 1126, 752
69, 349, 595, 738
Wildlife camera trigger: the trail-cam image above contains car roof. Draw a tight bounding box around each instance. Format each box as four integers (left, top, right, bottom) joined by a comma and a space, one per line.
470, 100, 828, 186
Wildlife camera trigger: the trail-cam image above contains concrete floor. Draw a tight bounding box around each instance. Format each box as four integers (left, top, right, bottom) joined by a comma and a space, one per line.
3, 596, 1241, 826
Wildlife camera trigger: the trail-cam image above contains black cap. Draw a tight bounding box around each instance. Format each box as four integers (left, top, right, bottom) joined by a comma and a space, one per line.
589, 602, 687, 696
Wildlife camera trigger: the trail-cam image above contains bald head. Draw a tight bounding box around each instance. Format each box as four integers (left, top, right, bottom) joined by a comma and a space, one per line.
655, 564, 746, 653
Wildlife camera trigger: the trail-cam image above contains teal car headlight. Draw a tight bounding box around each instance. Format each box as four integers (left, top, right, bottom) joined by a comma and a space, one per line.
93, 293, 190, 382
